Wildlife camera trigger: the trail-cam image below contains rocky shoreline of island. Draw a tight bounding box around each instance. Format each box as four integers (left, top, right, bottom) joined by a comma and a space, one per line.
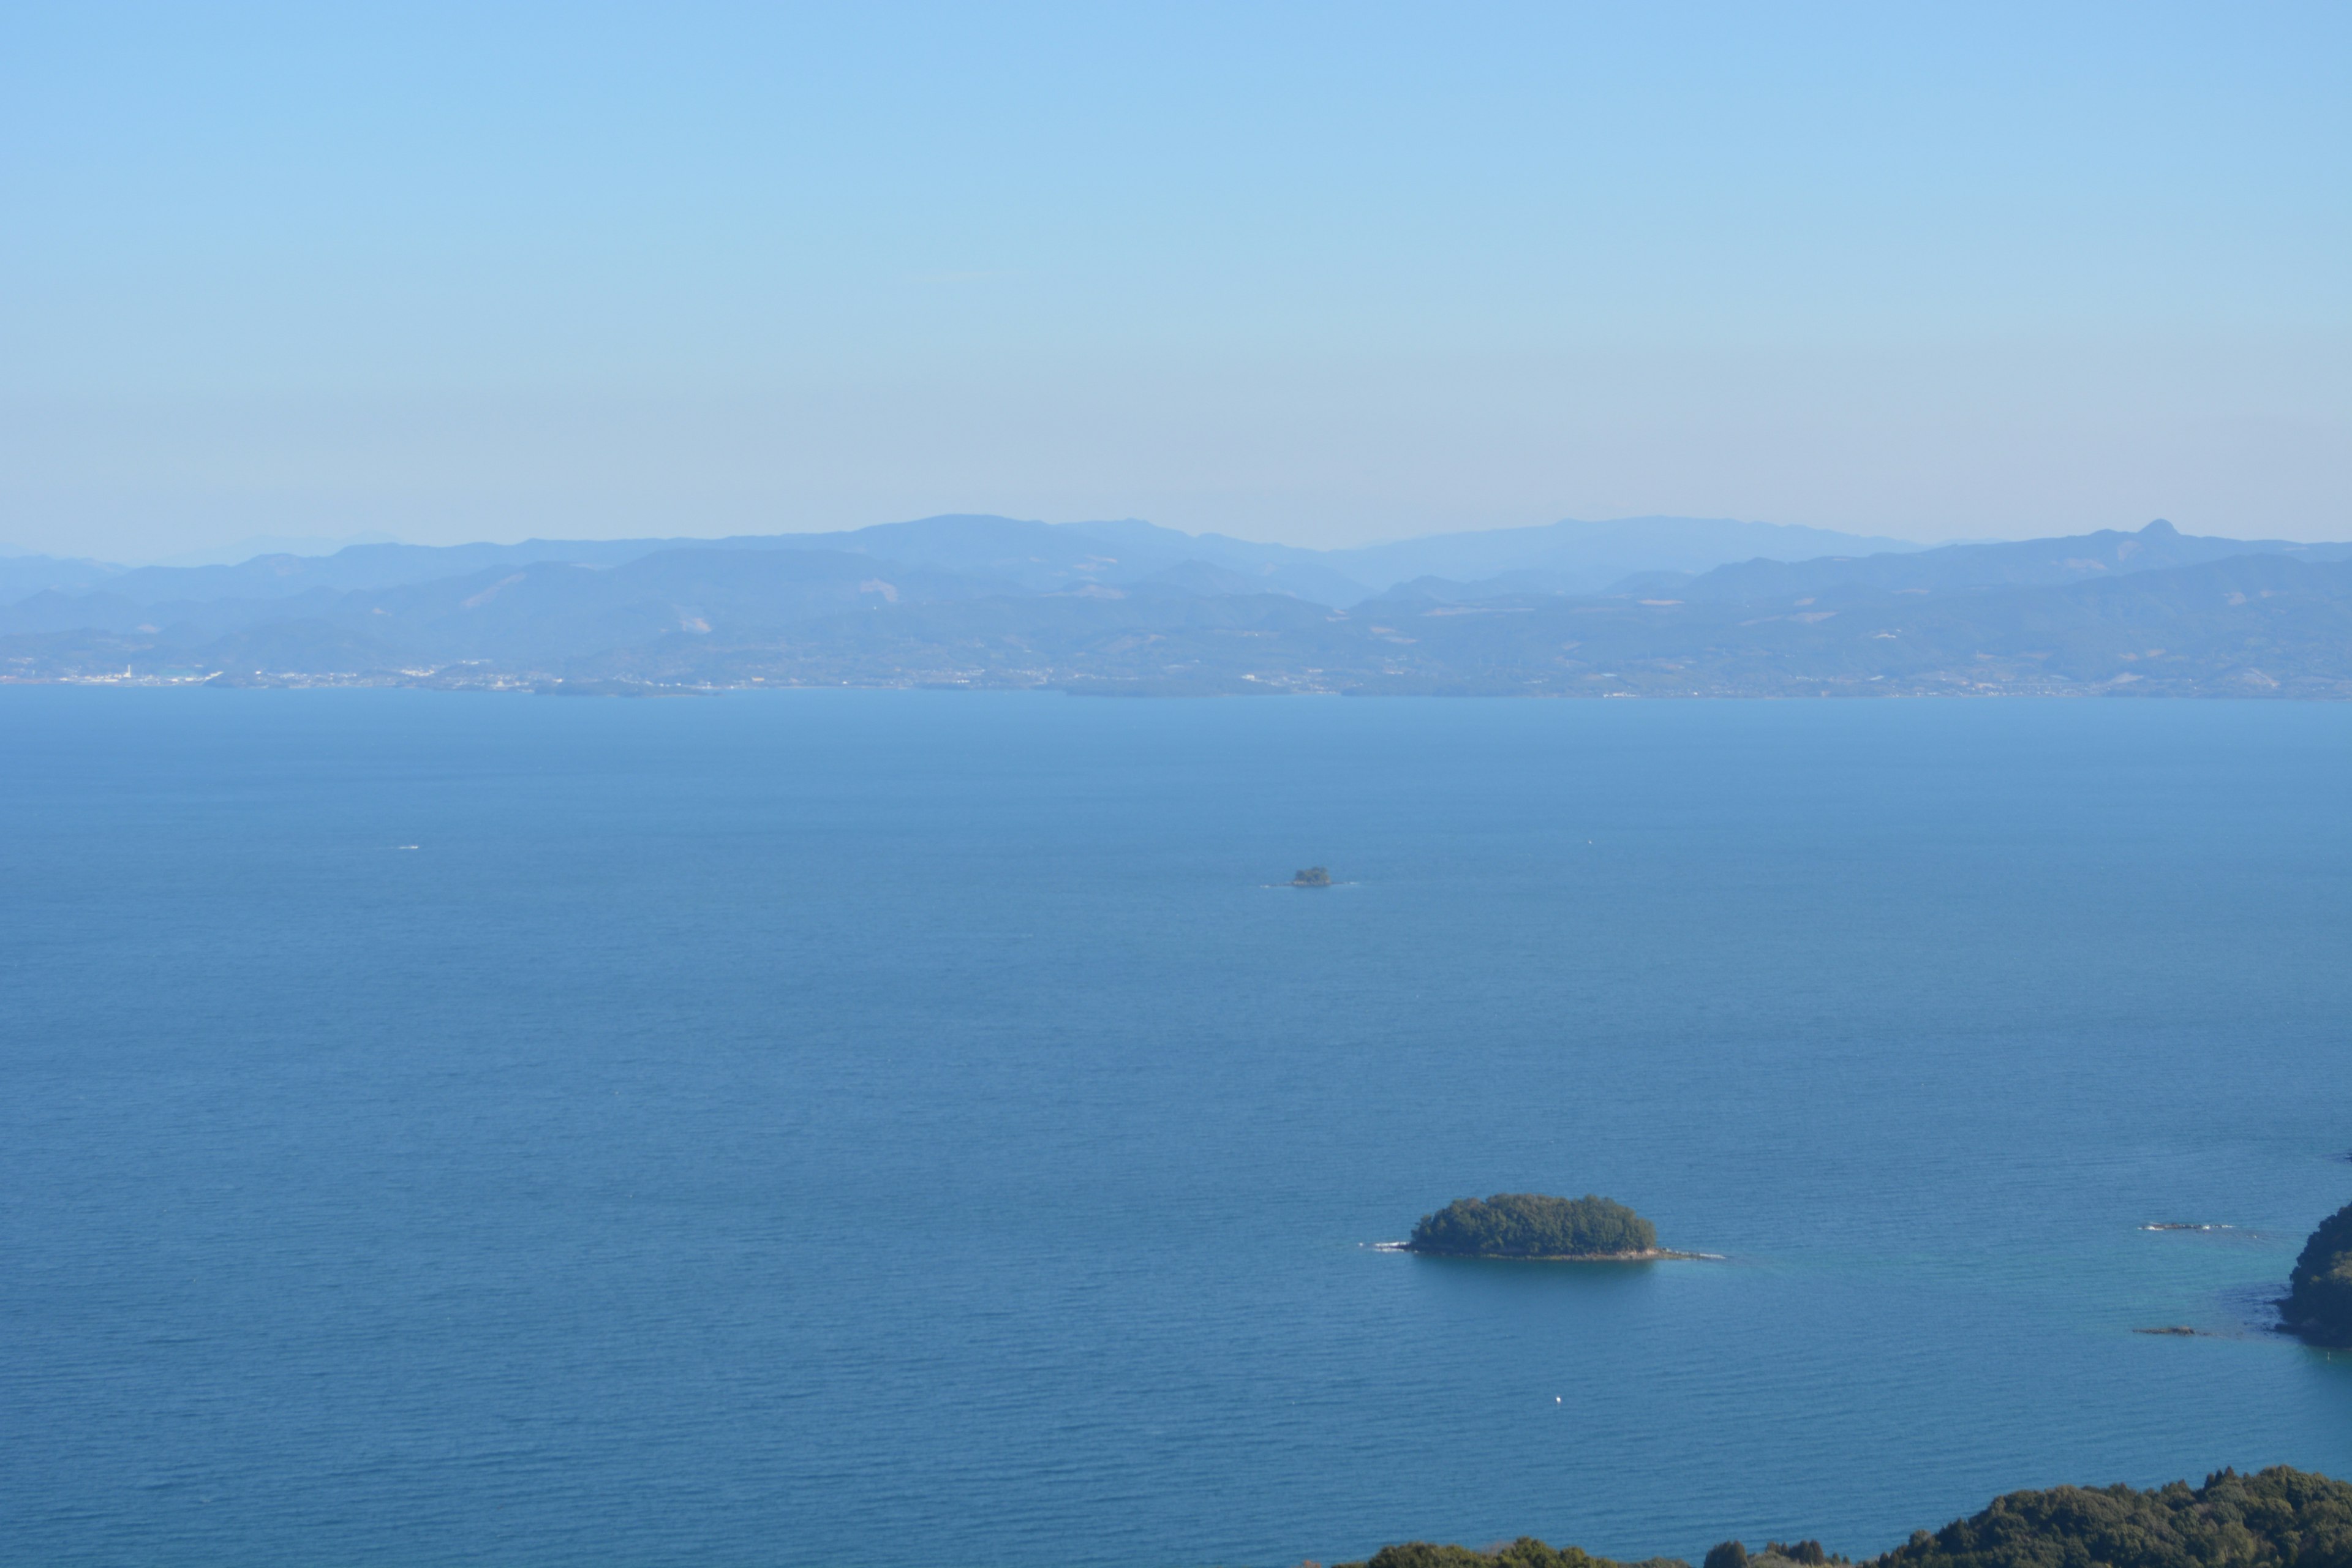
1375, 1240, 1717, 1262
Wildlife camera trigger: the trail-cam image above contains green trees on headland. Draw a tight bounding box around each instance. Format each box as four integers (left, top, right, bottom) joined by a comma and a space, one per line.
1407, 1193, 1657, 1258
1341, 1466, 2352, 1568
1706, 1544, 1838, 1568
1350, 1542, 1652, 1568
1874, 1467, 2352, 1568
2283, 1201, 2352, 1346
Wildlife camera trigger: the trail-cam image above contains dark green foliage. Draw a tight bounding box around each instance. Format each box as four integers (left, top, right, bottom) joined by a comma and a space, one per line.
1340, 1466, 2352, 1568
1346, 1544, 1686, 1568
1408, 1193, 1657, 1258
1355, 1541, 1605, 1568
2283, 1202, 2352, 1346
1873, 1467, 2352, 1568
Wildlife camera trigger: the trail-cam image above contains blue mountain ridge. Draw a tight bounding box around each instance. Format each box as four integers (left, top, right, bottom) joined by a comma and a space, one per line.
4, 516, 2347, 696
0, 513, 1899, 607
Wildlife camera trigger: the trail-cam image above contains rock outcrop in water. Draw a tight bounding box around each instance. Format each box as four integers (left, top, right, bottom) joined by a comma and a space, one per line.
1339, 1465, 2352, 1568
2282, 1201, 2352, 1346
1405, 1193, 1659, 1259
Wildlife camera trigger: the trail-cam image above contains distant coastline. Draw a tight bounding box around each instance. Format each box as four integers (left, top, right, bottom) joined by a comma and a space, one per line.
7, 515, 2351, 697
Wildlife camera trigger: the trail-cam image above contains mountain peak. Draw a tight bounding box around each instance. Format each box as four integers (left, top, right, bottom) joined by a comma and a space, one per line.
2141, 518, 2179, 537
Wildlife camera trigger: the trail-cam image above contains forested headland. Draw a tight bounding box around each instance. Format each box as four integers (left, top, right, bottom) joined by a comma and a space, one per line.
2282, 1201, 2352, 1346
1340, 1465, 2352, 1568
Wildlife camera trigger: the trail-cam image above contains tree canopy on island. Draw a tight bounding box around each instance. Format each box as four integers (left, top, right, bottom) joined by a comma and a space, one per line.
2282, 1201, 2352, 1347
1408, 1193, 1656, 1258
1340, 1466, 2352, 1568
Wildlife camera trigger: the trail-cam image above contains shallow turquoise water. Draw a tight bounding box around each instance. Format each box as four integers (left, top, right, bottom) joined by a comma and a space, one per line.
4, 690, 2351, 1567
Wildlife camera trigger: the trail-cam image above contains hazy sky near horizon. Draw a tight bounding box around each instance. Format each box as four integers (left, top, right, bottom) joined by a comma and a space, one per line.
2, 2, 2346, 561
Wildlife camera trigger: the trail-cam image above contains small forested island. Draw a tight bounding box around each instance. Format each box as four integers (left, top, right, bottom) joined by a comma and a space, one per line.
1338, 1465, 2352, 1568
1292, 866, 1333, 887
2282, 1200, 2352, 1346
1405, 1193, 1671, 1260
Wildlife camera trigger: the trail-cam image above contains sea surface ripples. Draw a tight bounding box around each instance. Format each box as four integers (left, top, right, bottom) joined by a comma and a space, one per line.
4, 690, 2352, 1567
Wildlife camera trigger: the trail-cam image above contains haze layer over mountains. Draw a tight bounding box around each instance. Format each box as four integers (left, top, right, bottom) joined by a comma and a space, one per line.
6, 513, 2348, 698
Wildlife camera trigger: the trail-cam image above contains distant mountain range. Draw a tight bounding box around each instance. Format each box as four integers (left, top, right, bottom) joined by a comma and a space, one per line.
0, 513, 1905, 608
4, 514, 2348, 696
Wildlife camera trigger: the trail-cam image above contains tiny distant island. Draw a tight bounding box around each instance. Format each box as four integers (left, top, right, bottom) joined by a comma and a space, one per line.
2282, 1199, 2352, 1346
1291, 866, 1333, 887
1402, 1193, 1692, 1261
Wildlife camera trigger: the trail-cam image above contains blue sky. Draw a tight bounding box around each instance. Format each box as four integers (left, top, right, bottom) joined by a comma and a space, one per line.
2, 2, 2345, 559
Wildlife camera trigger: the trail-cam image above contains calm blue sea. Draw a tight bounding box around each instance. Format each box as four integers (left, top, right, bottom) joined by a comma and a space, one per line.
6, 690, 2352, 1568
